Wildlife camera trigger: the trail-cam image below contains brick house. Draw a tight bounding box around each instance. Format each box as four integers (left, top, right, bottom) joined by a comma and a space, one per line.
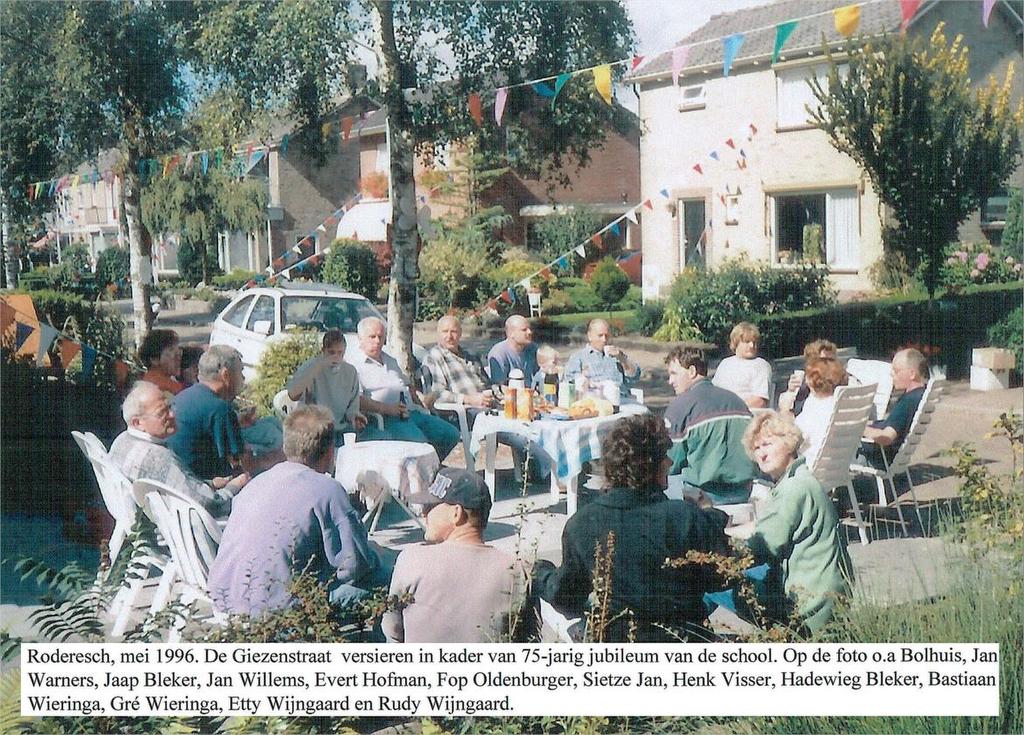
627, 0, 1023, 300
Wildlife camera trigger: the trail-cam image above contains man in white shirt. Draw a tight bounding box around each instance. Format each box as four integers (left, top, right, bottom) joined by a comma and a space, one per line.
349, 317, 460, 460
711, 322, 773, 409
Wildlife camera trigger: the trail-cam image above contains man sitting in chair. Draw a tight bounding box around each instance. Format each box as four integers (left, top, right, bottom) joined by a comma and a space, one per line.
861, 348, 929, 463
382, 468, 525, 643
664, 346, 757, 506
563, 318, 640, 395
109, 381, 248, 519
208, 405, 382, 617
420, 315, 495, 417
287, 329, 368, 440
348, 317, 461, 460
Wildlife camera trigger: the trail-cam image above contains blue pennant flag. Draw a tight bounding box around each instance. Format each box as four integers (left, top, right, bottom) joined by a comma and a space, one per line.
251, 150, 265, 165
659, 188, 669, 198
14, 322, 34, 349
280, 134, 290, 155
531, 81, 556, 98
722, 33, 745, 77
509, 288, 517, 306
703, 589, 737, 616
201, 152, 209, 175
551, 73, 572, 109
709, 151, 719, 160
556, 255, 569, 269
609, 222, 621, 236
80, 345, 97, 380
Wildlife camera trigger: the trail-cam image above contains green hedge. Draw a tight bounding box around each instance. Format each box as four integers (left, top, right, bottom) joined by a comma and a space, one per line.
756, 282, 1024, 377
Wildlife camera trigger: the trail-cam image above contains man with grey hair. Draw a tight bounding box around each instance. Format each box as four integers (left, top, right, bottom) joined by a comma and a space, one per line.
167, 344, 283, 480
349, 316, 460, 459
487, 315, 538, 386
208, 405, 382, 616
564, 318, 639, 394
109, 382, 248, 518
862, 347, 930, 455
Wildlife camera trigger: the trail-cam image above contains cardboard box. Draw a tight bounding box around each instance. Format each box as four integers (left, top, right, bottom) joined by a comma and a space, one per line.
971, 365, 1010, 391
972, 348, 1016, 370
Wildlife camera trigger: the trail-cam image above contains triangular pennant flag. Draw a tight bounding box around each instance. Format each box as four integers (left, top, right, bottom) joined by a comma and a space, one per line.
834, 4, 860, 37
201, 151, 209, 175
575, 244, 587, 257
15, 322, 34, 349
215, 149, 224, 169
80, 345, 97, 380
693, 163, 703, 175
494, 87, 509, 126
556, 255, 569, 268
309, 254, 321, 267
899, 0, 921, 32
659, 188, 669, 198
735, 186, 742, 195
631, 55, 645, 71
671, 45, 690, 87
531, 81, 556, 98
280, 133, 290, 154
609, 222, 621, 236
246, 142, 254, 161
725, 138, 735, 149
468, 94, 483, 125
540, 267, 552, 278
702, 589, 737, 615
59, 338, 81, 368
499, 289, 512, 304
982, 0, 996, 27
772, 20, 798, 63
251, 150, 265, 165
508, 289, 517, 306
183, 152, 194, 173
625, 208, 638, 225
722, 33, 745, 77
552, 72, 572, 110
342, 116, 354, 141
72, 174, 81, 187
114, 360, 130, 389
593, 64, 612, 105
709, 151, 719, 160
322, 247, 332, 256
643, 199, 653, 210
591, 234, 603, 247
321, 122, 332, 141
519, 278, 532, 290
0, 300, 15, 333
35, 323, 60, 366
317, 223, 326, 232
292, 243, 304, 253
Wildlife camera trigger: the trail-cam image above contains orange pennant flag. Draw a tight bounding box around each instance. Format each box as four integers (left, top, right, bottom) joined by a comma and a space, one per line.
341, 116, 353, 142
643, 199, 653, 210
591, 234, 603, 247
114, 359, 130, 389
59, 338, 81, 367
468, 93, 483, 125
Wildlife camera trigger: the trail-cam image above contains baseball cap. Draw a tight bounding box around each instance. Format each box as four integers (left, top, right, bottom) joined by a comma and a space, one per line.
408, 467, 492, 516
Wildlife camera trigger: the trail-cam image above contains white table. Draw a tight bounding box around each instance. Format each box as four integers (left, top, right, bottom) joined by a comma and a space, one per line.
334, 440, 438, 534
469, 403, 647, 516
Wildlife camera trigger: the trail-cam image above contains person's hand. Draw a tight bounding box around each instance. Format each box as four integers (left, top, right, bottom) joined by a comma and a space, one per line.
211, 476, 231, 489
226, 473, 251, 492
787, 373, 803, 392
468, 391, 494, 409
778, 391, 796, 414
353, 413, 368, 430
388, 402, 410, 419
604, 345, 622, 359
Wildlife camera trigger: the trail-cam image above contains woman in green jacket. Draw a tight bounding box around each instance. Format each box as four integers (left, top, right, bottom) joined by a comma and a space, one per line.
743, 412, 853, 635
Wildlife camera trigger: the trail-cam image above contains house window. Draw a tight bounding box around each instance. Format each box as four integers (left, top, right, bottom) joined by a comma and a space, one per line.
678, 83, 706, 111
772, 188, 859, 268
981, 188, 1009, 225
776, 63, 845, 129
725, 194, 740, 225
375, 140, 390, 173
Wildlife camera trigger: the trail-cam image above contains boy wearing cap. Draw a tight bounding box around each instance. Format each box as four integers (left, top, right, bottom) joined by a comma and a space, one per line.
382, 468, 525, 643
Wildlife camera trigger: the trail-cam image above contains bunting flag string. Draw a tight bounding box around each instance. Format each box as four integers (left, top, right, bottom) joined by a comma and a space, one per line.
982, 0, 996, 28
772, 20, 798, 63
834, 4, 861, 37
899, 1, 921, 33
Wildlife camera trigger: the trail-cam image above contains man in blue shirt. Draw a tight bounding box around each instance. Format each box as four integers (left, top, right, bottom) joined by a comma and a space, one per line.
861, 348, 929, 462
487, 315, 539, 386
564, 318, 640, 394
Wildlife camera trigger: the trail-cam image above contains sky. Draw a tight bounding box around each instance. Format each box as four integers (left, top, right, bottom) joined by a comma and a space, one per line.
619, 0, 769, 111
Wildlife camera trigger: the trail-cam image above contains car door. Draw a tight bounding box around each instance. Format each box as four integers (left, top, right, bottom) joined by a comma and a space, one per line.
209, 294, 255, 353
237, 294, 278, 375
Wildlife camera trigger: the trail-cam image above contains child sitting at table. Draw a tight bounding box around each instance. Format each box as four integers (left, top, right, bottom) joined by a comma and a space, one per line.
532, 345, 562, 397
712, 321, 773, 409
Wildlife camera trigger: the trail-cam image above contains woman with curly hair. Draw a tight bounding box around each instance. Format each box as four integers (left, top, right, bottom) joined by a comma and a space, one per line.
743, 412, 853, 635
533, 413, 730, 642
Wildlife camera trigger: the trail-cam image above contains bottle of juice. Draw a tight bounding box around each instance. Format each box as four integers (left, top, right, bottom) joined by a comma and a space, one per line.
517, 387, 534, 421
503, 387, 517, 419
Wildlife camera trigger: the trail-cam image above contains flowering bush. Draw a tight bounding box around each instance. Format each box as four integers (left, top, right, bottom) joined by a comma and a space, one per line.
940, 242, 1022, 291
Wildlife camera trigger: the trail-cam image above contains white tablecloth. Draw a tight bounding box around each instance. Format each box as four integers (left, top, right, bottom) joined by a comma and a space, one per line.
334, 440, 439, 503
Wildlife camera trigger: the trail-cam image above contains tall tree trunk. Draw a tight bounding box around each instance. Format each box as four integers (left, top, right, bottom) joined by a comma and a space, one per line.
373, 0, 418, 376
1, 195, 17, 288
122, 148, 155, 348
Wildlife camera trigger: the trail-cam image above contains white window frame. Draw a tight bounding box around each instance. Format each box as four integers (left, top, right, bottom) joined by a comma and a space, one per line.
769, 187, 860, 270
677, 83, 706, 112
775, 63, 846, 129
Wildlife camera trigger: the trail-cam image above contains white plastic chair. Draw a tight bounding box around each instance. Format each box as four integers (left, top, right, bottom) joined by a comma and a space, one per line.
804, 384, 877, 545
71, 432, 134, 567
850, 378, 945, 537
272, 389, 297, 418
433, 401, 475, 471
538, 598, 581, 643
132, 478, 225, 641
845, 359, 894, 421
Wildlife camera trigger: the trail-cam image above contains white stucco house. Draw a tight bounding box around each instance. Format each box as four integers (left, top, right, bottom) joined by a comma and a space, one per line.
627, 0, 1023, 300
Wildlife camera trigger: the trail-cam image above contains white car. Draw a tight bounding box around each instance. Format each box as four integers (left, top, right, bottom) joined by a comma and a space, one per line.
208, 283, 423, 379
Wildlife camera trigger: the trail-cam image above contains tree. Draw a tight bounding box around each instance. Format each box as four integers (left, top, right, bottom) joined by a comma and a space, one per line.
321, 239, 382, 299
810, 24, 1023, 299
531, 207, 603, 266
1003, 188, 1023, 260
590, 257, 629, 315
141, 167, 268, 286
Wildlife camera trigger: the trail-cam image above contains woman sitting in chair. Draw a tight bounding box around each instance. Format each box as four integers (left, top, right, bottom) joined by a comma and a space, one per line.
533, 414, 730, 642
780, 358, 847, 461
742, 412, 853, 635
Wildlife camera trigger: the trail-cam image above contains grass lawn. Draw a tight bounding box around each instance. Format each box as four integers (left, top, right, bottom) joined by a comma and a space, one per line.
546, 309, 638, 330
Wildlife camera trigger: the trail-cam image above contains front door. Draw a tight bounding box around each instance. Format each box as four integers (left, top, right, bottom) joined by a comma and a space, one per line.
679, 199, 707, 270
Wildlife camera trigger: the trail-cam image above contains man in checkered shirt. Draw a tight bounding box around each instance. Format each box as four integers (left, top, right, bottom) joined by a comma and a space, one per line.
420, 315, 496, 414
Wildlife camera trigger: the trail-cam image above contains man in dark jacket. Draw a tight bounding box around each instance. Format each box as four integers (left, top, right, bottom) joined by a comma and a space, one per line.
533, 414, 729, 642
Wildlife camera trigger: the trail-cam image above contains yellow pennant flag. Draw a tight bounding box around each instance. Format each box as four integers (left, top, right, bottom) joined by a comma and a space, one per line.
593, 64, 612, 105
834, 4, 860, 37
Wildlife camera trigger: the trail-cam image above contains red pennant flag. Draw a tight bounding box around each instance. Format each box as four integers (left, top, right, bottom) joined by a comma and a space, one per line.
693, 163, 703, 175
540, 267, 552, 278
272, 257, 284, 268
591, 234, 602, 247
499, 289, 512, 304
325, 216, 338, 226
719, 194, 726, 205
114, 360, 130, 389
725, 138, 735, 149
246, 142, 254, 160
631, 55, 645, 70
309, 255, 321, 267
899, 0, 921, 32
468, 93, 483, 126
0, 300, 15, 333
341, 116, 353, 142
749, 123, 758, 136
59, 338, 81, 368
643, 199, 653, 210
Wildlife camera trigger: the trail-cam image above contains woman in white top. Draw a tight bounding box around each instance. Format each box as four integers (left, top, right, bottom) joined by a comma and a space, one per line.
712, 321, 773, 409
781, 358, 848, 460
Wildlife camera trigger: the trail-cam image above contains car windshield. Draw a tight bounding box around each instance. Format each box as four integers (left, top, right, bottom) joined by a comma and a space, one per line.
281, 295, 380, 333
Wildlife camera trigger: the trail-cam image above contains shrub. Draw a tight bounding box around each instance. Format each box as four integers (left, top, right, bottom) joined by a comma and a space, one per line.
94, 247, 130, 293
244, 330, 321, 416
1003, 188, 1022, 260
211, 269, 258, 290
530, 207, 603, 266
618, 284, 642, 311
662, 258, 836, 349
175, 238, 221, 286
868, 247, 918, 294
321, 239, 381, 300
590, 258, 630, 310
563, 278, 602, 313
938, 241, 1022, 291
486, 254, 551, 316
538, 288, 574, 315
59, 242, 92, 272
418, 237, 492, 317
987, 306, 1023, 380
635, 300, 665, 337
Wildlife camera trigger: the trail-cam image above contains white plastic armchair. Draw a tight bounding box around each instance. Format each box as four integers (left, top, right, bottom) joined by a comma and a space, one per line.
845, 359, 894, 421
71, 432, 134, 567
432, 400, 474, 471
272, 389, 298, 418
